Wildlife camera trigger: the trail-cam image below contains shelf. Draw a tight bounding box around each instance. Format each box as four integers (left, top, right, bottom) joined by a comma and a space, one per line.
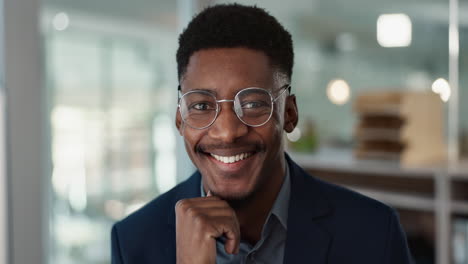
449, 160, 468, 180
290, 148, 438, 179
290, 147, 468, 214
348, 186, 435, 212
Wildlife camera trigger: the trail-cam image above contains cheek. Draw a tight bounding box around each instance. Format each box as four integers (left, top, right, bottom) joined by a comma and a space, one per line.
272, 100, 286, 126
181, 127, 202, 151
256, 121, 284, 146
270, 110, 285, 133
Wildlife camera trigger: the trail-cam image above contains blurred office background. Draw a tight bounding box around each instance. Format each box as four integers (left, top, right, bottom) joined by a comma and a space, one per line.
1, 0, 468, 263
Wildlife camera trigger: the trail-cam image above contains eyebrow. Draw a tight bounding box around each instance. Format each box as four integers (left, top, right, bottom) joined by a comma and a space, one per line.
193, 88, 218, 95
179, 85, 219, 95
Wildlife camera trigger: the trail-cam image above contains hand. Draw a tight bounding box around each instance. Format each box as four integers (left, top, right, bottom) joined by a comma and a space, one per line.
175, 192, 240, 264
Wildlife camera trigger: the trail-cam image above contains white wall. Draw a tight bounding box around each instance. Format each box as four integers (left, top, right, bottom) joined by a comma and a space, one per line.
0, 93, 7, 264
3, 0, 49, 263
0, 0, 8, 263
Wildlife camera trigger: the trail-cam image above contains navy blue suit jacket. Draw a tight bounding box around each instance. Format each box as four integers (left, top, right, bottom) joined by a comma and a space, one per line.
111, 155, 412, 263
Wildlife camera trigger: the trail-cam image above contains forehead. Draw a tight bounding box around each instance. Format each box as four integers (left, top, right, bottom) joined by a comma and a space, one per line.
180, 48, 276, 94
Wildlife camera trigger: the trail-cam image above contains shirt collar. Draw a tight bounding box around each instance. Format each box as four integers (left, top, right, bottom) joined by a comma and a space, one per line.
270, 162, 290, 229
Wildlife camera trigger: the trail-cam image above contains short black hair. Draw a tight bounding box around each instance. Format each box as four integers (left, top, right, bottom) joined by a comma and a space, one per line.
176, 4, 294, 82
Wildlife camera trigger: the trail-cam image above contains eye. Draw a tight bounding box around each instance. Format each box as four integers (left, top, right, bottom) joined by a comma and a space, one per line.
190, 102, 215, 111
242, 101, 268, 109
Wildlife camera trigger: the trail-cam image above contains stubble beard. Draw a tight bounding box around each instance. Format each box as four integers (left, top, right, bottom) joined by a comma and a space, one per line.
212, 187, 257, 210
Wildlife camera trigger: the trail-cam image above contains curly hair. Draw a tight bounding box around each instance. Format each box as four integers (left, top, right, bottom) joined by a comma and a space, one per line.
176, 4, 294, 82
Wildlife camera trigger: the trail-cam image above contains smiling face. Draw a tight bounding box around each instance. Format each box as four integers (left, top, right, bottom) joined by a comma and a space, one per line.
176, 47, 298, 203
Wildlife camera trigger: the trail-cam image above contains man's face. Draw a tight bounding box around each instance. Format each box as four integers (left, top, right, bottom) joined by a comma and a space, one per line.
176, 48, 297, 202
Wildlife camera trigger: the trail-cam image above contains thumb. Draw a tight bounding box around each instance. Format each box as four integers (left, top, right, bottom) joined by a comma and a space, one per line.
207, 190, 212, 197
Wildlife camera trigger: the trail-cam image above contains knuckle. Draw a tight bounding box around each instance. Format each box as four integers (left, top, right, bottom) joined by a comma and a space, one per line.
175, 200, 184, 210
175, 199, 190, 212
193, 213, 207, 226
186, 206, 198, 217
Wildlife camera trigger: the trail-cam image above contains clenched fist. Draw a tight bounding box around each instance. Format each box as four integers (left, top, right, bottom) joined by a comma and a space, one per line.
175, 193, 240, 264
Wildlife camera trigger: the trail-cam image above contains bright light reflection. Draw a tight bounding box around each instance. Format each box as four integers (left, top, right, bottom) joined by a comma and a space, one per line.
51, 106, 87, 212
153, 115, 176, 193
327, 79, 351, 105
287, 128, 302, 142
377, 13, 412, 47
69, 166, 87, 212
432, 78, 451, 102
55, 215, 95, 246
53, 12, 69, 31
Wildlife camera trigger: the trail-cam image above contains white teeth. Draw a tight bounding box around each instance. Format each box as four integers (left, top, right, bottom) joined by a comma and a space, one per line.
210, 152, 253, 164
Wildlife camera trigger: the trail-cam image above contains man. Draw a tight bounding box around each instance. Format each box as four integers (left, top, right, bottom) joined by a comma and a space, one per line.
111, 4, 412, 264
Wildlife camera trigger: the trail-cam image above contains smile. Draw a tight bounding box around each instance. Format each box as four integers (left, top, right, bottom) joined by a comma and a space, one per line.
210, 152, 253, 164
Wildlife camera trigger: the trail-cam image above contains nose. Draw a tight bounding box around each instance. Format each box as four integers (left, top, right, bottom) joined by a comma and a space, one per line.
208, 102, 248, 143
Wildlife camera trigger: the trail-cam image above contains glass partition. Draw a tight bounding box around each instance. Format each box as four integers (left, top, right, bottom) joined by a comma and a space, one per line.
42, 2, 181, 262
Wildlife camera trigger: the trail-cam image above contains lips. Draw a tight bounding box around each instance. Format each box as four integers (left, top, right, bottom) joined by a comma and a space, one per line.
210, 152, 254, 164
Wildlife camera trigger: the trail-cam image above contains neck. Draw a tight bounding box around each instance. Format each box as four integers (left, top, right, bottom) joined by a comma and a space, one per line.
234, 156, 286, 245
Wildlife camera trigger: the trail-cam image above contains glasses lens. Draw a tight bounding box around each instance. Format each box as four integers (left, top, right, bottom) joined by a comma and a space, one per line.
235, 89, 273, 126
180, 91, 217, 129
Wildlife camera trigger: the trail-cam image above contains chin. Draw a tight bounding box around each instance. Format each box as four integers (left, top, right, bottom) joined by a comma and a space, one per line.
213, 188, 255, 209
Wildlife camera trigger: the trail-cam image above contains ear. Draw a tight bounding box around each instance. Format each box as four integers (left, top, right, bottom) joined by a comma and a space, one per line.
175, 108, 183, 136
283, 94, 298, 133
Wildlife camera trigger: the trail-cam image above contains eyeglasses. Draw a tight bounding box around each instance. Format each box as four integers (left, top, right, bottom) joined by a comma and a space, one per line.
178, 84, 291, 130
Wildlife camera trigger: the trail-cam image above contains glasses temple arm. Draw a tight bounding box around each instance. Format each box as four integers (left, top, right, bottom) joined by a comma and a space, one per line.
273, 85, 291, 102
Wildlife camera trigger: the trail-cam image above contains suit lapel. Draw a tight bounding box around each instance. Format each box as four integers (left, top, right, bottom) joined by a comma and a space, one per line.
283, 155, 334, 264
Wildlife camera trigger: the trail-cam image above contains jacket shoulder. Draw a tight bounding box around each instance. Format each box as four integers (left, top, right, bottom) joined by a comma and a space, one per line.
111, 173, 200, 263
287, 154, 394, 216
116, 171, 200, 230
313, 175, 394, 214
121, 187, 178, 227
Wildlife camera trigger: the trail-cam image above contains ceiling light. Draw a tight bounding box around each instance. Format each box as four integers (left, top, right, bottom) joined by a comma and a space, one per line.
327, 79, 351, 105
377, 13, 412, 48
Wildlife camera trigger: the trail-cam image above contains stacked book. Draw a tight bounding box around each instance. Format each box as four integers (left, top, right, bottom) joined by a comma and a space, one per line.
353, 91, 446, 166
